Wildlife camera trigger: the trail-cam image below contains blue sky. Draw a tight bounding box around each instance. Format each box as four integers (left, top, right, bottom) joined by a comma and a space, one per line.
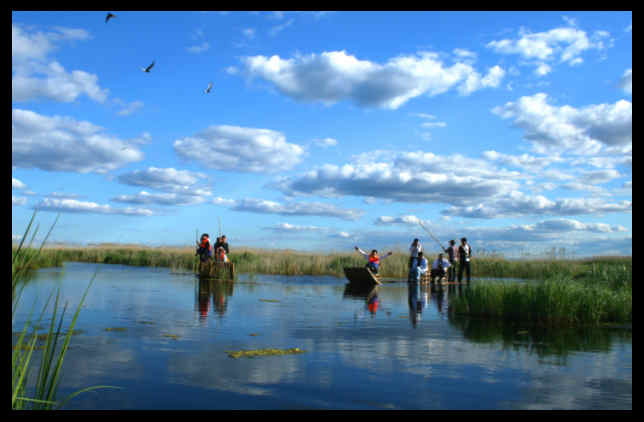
12, 11, 632, 257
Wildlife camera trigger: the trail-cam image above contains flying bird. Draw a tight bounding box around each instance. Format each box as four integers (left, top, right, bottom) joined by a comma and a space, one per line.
204, 82, 213, 94
105, 13, 115, 23
141, 61, 155, 73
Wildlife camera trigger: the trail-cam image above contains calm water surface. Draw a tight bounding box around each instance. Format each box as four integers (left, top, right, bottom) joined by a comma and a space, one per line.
13, 262, 632, 410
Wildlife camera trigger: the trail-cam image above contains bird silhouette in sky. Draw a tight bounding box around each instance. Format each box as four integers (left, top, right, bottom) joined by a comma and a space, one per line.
141, 61, 155, 73
205, 82, 213, 94
105, 13, 115, 23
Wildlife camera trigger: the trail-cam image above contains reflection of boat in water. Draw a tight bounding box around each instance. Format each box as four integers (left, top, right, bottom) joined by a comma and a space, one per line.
343, 283, 380, 316
195, 277, 234, 321
198, 260, 235, 280
343, 267, 381, 286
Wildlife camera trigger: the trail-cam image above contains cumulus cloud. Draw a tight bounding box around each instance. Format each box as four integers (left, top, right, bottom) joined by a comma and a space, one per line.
12, 178, 27, 189
12, 109, 144, 174
275, 151, 521, 205
239, 50, 505, 109
173, 125, 305, 173
492, 93, 632, 155
211, 197, 364, 220
111, 191, 208, 206
442, 191, 632, 219
12, 24, 108, 103
486, 25, 612, 74
33, 198, 154, 216
117, 167, 210, 196
619, 68, 632, 95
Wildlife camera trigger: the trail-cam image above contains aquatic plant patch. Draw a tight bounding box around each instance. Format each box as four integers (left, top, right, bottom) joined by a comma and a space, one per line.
225, 348, 307, 359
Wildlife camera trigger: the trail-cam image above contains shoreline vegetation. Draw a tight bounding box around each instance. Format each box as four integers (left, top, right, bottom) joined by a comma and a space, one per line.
13, 242, 631, 326
11, 242, 632, 280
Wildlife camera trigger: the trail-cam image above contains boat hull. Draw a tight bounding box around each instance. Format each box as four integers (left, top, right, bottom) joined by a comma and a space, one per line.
198, 260, 235, 280
343, 267, 382, 286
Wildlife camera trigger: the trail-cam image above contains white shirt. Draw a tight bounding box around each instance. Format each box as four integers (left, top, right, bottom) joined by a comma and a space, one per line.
432, 258, 451, 270
410, 257, 428, 274
409, 242, 422, 257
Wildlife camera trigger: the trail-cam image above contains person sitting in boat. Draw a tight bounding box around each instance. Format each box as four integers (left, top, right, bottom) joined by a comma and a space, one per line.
215, 246, 229, 263
409, 251, 428, 282
409, 238, 423, 270
354, 246, 392, 275
196, 233, 213, 262
430, 253, 451, 283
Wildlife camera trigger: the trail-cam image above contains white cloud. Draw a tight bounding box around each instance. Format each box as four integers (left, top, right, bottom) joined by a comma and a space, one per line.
619, 68, 632, 95
117, 167, 209, 196
492, 93, 632, 155
187, 41, 210, 54
486, 25, 612, 74
579, 169, 621, 185
173, 125, 305, 173
375, 215, 428, 226
420, 121, 447, 128
12, 24, 107, 104
240, 50, 505, 109
111, 191, 208, 206
264, 223, 326, 233
12, 178, 27, 189
625, 23, 632, 33
269, 18, 294, 36
443, 191, 632, 219
13, 61, 109, 103
12, 195, 27, 206
275, 150, 521, 205
482, 150, 564, 171
33, 198, 155, 216
116, 100, 144, 116
242, 28, 256, 39
12, 109, 144, 174
211, 197, 364, 221
313, 137, 338, 148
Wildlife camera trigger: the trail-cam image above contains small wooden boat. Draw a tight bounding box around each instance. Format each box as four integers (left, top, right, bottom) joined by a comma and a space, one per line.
343, 267, 382, 286
198, 260, 235, 280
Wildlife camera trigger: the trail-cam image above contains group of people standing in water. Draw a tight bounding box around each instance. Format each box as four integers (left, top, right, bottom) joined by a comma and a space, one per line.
355, 237, 472, 283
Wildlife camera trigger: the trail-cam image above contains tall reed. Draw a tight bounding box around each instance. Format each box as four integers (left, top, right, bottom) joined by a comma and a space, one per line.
448, 275, 632, 326
12, 211, 118, 410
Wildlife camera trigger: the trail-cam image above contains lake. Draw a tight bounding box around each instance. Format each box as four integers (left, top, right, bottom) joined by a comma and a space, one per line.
12, 262, 632, 410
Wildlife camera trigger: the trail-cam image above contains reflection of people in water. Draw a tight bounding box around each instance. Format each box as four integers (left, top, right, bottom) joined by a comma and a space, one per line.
407, 281, 423, 328
366, 288, 379, 316
195, 278, 234, 321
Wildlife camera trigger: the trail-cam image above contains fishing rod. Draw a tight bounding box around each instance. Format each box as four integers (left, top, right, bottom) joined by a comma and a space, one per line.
418, 221, 446, 252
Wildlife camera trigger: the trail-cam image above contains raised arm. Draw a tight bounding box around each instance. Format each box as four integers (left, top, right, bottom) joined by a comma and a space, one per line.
354, 246, 369, 258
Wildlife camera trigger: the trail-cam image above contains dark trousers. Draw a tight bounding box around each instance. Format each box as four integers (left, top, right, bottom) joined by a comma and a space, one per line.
366, 262, 379, 274
430, 268, 446, 281
447, 261, 456, 281
458, 261, 471, 283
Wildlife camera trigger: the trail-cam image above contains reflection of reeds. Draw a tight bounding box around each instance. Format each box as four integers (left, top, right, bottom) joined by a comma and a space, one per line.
12, 211, 118, 410
25, 244, 632, 281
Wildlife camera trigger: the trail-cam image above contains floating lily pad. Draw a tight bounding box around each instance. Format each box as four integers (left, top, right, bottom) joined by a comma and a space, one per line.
259, 299, 280, 303
137, 321, 156, 325
226, 347, 306, 359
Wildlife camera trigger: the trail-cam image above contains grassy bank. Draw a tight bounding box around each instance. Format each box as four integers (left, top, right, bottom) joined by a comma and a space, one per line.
17, 244, 632, 282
